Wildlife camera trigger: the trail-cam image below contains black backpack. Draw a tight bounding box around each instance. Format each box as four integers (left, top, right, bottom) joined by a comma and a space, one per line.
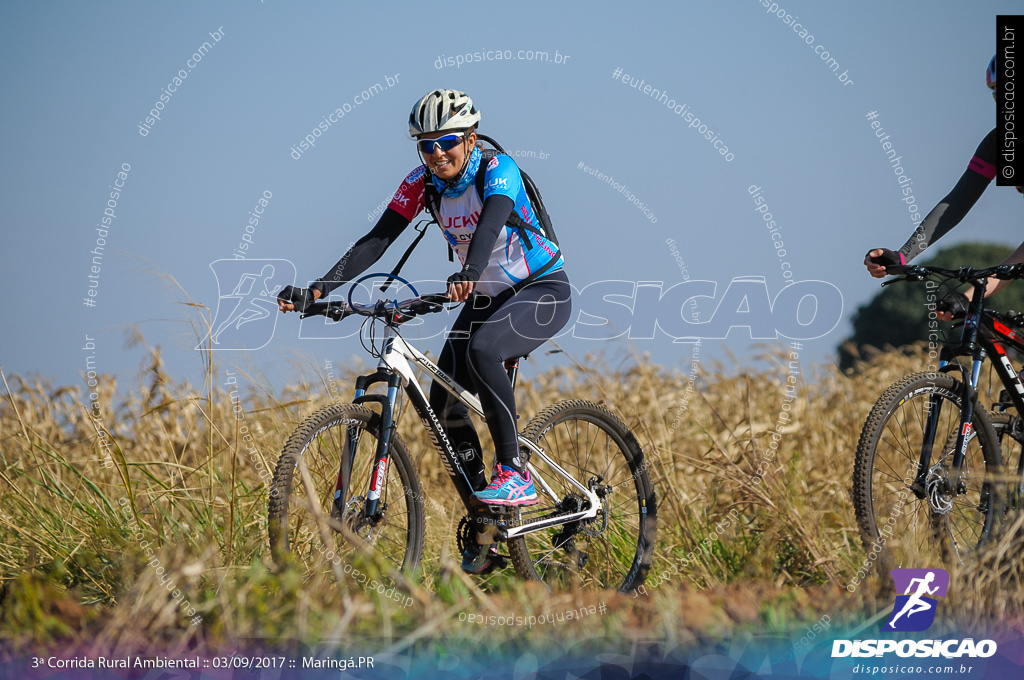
385, 134, 560, 293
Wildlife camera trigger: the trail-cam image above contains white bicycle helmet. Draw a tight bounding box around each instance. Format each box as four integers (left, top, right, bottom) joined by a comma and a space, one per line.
409, 89, 480, 137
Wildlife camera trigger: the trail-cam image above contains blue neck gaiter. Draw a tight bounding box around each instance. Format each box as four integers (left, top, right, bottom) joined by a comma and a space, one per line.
432, 146, 481, 198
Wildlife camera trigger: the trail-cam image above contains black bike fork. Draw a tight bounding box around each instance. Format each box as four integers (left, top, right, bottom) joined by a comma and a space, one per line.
914, 290, 986, 498
331, 369, 403, 520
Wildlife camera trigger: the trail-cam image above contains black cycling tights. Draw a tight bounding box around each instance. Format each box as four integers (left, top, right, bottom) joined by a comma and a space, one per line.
428, 270, 572, 489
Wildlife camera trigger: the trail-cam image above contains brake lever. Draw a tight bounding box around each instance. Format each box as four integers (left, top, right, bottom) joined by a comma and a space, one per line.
881, 275, 917, 287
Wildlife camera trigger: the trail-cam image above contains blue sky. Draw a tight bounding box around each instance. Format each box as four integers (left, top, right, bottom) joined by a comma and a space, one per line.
2, 0, 1022, 396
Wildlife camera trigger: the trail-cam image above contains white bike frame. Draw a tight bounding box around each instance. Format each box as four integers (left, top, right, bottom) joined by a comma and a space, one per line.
367, 322, 602, 539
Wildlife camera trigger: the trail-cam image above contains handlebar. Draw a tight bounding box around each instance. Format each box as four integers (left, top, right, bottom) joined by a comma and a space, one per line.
292, 273, 455, 324
882, 263, 1024, 331
883, 263, 1024, 286
300, 293, 453, 324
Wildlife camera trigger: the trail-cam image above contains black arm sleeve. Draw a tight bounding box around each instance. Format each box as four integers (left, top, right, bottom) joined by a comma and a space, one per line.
898, 128, 998, 262
459, 194, 514, 278
310, 208, 409, 296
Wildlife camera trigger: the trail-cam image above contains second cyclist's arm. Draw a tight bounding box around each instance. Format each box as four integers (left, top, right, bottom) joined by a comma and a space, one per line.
898, 128, 999, 263
983, 238, 1024, 297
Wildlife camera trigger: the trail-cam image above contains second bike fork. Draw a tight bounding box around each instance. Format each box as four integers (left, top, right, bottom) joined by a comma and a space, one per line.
913, 342, 985, 501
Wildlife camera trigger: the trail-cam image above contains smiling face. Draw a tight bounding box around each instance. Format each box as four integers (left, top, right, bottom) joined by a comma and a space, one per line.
418, 129, 476, 181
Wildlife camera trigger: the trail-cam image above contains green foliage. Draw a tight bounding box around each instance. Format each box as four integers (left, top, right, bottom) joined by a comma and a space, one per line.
840, 242, 1024, 370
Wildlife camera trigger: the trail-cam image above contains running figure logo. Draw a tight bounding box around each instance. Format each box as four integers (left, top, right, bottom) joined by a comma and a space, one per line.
882, 568, 949, 632
201, 259, 295, 350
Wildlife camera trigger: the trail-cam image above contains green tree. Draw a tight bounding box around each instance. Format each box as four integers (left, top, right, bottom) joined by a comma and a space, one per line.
839, 242, 1024, 371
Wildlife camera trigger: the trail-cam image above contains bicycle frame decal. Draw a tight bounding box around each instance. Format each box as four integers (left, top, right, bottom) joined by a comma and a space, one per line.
369, 457, 389, 500
992, 343, 1024, 395
964, 310, 978, 332
993, 319, 1022, 344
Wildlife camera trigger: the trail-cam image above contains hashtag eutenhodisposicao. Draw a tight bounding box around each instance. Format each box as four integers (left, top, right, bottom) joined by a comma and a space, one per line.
578, 161, 657, 222
611, 67, 733, 161
459, 602, 606, 629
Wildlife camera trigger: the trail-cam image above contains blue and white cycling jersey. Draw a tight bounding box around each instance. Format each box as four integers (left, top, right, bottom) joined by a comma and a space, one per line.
388, 153, 563, 296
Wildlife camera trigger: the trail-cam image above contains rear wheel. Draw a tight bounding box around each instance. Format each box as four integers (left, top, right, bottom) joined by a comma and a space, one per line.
507, 400, 656, 591
853, 372, 1002, 575
268, 403, 425, 581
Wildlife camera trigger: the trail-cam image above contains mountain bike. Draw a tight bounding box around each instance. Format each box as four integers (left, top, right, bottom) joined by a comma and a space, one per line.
268, 274, 656, 592
853, 263, 1024, 573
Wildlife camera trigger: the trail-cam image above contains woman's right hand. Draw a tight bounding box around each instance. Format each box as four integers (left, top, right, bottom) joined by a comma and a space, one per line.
277, 285, 320, 313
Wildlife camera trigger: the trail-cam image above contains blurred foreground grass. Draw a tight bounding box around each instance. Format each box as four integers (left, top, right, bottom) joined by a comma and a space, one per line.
1, 343, 1021, 657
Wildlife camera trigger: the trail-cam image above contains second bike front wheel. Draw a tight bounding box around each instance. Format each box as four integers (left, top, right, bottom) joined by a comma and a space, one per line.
853, 372, 1003, 575
508, 400, 657, 592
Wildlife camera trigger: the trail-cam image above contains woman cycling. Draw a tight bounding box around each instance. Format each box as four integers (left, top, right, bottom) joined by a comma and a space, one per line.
866, 55, 1024, 304
277, 89, 571, 574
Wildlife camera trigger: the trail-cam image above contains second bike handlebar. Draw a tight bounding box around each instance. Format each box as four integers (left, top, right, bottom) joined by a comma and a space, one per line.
884, 262, 1024, 285
883, 263, 1024, 330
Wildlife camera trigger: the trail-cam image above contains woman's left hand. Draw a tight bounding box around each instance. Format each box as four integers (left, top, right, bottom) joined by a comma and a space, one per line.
447, 279, 475, 302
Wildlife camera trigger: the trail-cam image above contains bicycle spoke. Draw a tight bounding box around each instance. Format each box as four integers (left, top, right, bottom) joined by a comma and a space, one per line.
509, 403, 653, 591
269, 403, 423, 582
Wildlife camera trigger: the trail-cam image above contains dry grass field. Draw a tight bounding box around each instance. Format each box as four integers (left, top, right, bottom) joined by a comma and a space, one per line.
1, 341, 1021, 659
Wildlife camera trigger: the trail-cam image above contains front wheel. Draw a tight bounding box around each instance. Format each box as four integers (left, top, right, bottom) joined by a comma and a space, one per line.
508, 400, 656, 591
853, 372, 1002, 575
268, 403, 425, 580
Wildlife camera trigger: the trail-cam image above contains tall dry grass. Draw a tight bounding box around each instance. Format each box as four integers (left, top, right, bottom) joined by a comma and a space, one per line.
0, 341, 1020, 657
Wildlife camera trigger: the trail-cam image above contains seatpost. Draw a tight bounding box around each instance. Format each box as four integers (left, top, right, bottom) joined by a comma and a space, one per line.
505, 358, 520, 388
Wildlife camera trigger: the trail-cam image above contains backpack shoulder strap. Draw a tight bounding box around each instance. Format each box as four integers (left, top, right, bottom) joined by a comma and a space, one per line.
473, 146, 548, 251
420, 167, 455, 262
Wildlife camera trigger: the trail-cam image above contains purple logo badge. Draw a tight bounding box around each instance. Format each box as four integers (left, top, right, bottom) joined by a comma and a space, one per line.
883, 568, 949, 632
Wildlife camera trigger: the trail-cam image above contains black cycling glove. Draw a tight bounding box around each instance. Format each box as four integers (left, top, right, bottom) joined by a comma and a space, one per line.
937, 290, 969, 318
277, 285, 317, 313
447, 266, 481, 288
867, 248, 904, 267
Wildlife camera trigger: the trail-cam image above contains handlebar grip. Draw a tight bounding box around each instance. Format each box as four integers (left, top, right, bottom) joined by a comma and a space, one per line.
299, 301, 351, 321
299, 301, 330, 318
419, 293, 453, 305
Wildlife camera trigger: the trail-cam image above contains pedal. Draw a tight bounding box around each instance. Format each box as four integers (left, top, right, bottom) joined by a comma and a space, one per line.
456, 515, 511, 575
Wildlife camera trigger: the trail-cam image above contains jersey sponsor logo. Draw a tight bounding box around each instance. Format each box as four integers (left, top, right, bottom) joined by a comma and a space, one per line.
487, 156, 499, 170
391, 192, 409, 207
967, 155, 997, 180
486, 177, 509, 191
444, 212, 480, 229
445, 231, 473, 244
405, 165, 427, 185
